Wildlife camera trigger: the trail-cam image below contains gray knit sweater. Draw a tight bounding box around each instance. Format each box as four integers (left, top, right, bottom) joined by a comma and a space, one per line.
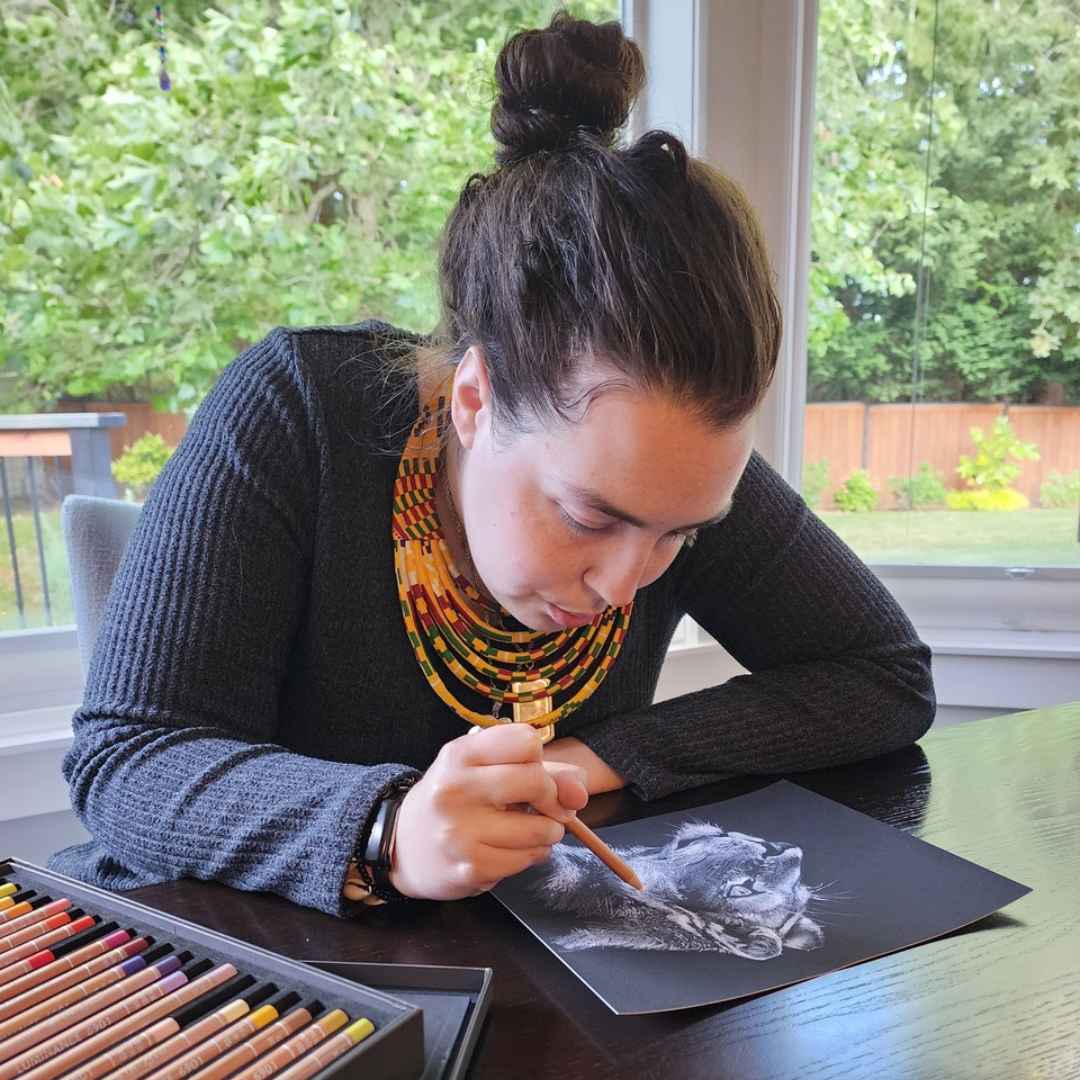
52, 322, 935, 917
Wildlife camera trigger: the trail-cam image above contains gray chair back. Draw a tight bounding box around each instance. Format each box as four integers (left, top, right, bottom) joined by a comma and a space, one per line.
61, 495, 142, 673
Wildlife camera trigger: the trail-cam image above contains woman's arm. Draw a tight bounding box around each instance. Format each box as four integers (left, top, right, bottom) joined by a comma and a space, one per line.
61, 331, 415, 916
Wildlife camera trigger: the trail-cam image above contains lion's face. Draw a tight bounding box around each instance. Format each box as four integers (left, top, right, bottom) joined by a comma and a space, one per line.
642, 822, 813, 936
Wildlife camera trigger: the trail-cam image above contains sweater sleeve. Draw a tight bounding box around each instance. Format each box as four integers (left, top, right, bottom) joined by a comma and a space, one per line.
577, 453, 936, 799
59, 330, 416, 917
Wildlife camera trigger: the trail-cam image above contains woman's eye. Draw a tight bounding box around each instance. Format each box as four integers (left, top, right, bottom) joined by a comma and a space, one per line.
559, 509, 609, 534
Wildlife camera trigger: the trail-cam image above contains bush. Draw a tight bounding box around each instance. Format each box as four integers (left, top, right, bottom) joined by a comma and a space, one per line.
1038, 468, 1080, 509
945, 489, 1029, 511
112, 433, 174, 500
956, 417, 1039, 493
801, 459, 830, 509
889, 462, 948, 509
833, 469, 879, 512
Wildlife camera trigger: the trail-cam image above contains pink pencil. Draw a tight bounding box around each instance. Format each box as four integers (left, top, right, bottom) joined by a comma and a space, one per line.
0, 955, 180, 1062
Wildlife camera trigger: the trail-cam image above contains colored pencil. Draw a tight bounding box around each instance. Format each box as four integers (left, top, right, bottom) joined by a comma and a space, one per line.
0, 901, 72, 946
0, 912, 80, 957
0, 953, 155, 1041
133, 1002, 280, 1080
6, 962, 238, 1080
0, 915, 97, 975
0, 885, 17, 900
177, 1007, 314, 1080
0, 933, 143, 1012
267, 1018, 375, 1080
224, 1009, 349, 1080
563, 817, 645, 891
107, 997, 257, 1080
0, 955, 180, 1061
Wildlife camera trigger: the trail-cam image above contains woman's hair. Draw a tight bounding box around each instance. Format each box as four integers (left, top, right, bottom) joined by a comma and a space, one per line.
435, 11, 781, 434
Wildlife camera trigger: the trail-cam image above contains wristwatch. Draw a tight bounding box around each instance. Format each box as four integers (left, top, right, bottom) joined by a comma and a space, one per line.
353, 776, 417, 903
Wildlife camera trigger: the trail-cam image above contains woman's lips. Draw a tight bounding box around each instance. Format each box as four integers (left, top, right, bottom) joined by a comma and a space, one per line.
546, 602, 596, 629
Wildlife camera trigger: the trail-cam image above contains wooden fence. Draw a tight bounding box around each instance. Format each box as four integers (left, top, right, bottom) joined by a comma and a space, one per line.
804, 403, 1080, 508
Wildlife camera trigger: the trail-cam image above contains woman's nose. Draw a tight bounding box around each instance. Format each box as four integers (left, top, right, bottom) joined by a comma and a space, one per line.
585, 541, 664, 609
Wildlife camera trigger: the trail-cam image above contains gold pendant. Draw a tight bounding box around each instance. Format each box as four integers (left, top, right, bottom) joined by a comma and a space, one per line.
511, 678, 555, 743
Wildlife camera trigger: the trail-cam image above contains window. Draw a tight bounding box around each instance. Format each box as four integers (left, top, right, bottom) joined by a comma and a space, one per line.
807, 0, 1080, 570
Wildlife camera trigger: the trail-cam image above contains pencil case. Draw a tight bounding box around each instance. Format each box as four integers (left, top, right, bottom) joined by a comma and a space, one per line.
0, 858, 424, 1080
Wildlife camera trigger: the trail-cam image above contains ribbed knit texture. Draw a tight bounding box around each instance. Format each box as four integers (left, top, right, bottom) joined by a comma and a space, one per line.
51, 322, 934, 917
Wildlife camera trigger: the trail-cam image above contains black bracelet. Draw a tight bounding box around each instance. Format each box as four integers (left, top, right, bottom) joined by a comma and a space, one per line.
354, 777, 417, 903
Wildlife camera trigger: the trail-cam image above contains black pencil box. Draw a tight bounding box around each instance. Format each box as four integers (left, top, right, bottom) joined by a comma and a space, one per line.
0, 858, 425, 1080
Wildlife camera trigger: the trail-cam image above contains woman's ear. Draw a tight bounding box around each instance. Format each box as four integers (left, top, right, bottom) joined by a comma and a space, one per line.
450, 346, 493, 450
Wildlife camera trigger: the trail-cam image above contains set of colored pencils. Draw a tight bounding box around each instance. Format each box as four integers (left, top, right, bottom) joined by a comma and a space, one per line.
0, 878, 374, 1080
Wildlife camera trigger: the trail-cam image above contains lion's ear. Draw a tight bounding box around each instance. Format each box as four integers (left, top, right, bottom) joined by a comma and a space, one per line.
783, 916, 825, 951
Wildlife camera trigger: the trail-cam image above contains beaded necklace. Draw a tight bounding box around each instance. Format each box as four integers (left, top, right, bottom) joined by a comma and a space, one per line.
393, 382, 633, 741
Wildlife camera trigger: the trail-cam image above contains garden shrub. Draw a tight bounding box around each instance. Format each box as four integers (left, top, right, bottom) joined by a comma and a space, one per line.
833, 469, 879, 512
888, 462, 947, 509
955, 417, 1039, 492
112, 433, 174, 500
945, 489, 1029, 511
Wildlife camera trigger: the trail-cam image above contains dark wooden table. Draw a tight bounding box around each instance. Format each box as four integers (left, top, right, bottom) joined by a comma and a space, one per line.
129, 702, 1080, 1080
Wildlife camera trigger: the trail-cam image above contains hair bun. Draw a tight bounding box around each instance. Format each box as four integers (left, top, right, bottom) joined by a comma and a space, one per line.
492, 12, 645, 164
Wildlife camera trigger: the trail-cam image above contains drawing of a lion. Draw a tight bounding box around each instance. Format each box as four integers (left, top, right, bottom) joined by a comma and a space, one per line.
534, 821, 827, 960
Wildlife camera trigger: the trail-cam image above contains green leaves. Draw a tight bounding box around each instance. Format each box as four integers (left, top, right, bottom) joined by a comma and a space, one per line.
1, 0, 616, 411
810, 0, 1080, 405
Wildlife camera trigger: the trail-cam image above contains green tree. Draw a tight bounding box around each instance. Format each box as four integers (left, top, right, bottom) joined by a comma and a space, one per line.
810, 0, 1080, 405
0, 0, 615, 412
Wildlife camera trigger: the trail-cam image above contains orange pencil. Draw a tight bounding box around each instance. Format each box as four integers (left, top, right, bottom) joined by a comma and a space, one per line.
0, 915, 97, 975
135, 1003, 279, 1080
8, 963, 238, 1080
0, 956, 180, 1063
267, 1018, 376, 1080
225, 1009, 349, 1080
0, 912, 76, 957
0, 932, 143, 1012
0, 901, 33, 923
563, 817, 644, 891
108, 998, 256, 1080
178, 1007, 313, 1080
0, 900, 72, 946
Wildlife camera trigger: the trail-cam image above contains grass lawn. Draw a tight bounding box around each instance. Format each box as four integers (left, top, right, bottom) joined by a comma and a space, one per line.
819, 508, 1080, 565
0, 507, 73, 632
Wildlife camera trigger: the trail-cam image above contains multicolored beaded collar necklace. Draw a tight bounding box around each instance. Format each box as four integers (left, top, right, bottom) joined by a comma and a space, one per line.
392, 381, 633, 742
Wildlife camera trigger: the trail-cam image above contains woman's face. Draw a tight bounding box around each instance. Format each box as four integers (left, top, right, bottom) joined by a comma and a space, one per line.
449, 348, 756, 633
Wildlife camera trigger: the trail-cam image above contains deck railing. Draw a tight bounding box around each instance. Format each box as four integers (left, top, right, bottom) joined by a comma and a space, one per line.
0, 413, 126, 631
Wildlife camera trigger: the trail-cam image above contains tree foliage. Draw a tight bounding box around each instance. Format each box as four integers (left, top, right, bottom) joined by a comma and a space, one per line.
810, 0, 1080, 405
0, 0, 615, 411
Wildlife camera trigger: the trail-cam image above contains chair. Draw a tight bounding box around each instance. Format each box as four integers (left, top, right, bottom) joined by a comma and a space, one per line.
61, 495, 143, 674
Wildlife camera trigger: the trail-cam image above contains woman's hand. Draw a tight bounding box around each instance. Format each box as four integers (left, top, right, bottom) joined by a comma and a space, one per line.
389, 724, 588, 900
543, 735, 628, 794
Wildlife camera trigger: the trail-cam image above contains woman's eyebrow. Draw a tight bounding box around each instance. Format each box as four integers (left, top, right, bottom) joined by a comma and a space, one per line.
561, 483, 733, 531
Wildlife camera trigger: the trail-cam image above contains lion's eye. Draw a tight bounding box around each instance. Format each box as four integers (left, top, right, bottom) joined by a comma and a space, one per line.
724, 880, 756, 898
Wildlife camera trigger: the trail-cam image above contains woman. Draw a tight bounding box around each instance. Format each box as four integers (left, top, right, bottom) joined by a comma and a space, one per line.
53, 13, 934, 916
